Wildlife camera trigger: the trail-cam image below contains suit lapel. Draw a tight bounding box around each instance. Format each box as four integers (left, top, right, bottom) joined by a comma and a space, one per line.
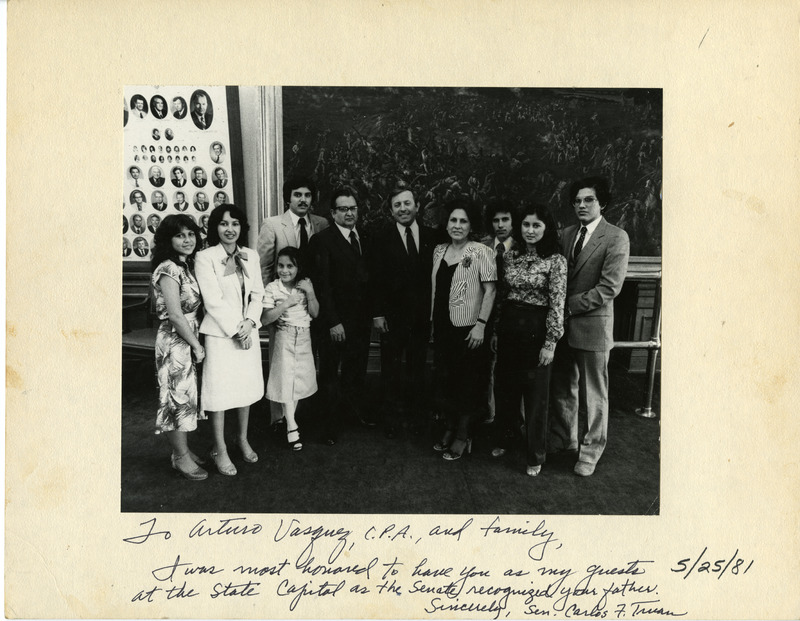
281, 211, 297, 247
572, 219, 606, 274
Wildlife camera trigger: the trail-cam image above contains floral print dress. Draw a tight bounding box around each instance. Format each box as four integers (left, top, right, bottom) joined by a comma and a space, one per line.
152, 260, 206, 433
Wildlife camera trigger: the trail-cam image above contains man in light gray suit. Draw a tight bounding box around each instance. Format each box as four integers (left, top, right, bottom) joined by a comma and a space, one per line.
257, 175, 329, 285
549, 176, 630, 476
257, 175, 329, 424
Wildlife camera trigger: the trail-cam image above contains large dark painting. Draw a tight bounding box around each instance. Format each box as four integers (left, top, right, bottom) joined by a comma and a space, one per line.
283, 87, 661, 256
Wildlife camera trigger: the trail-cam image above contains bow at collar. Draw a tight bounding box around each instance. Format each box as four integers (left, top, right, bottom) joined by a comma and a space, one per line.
223, 249, 249, 278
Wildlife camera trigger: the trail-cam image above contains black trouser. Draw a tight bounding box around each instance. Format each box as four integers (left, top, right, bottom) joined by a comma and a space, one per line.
379, 319, 430, 429
434, 320, 491, 440
494, 304, 551, 467
317, 318, 371, 439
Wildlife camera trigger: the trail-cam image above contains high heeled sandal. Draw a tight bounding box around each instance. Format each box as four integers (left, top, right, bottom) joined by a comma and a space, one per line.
237, 440, 259, 463
443, 438, 472, 461
210, 449, 237, 476
433, 430, 455, 452
171, 452, 208, 481
287, 428, 303, 451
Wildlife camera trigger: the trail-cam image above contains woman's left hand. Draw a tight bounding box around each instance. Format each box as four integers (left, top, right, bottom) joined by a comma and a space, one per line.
465, 323, 486, 349
235, 319, 254, 339
538, 346, 555, 367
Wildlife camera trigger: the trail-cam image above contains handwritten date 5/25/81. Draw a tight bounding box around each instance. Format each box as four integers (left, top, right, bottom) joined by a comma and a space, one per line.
671, 548, 753, 579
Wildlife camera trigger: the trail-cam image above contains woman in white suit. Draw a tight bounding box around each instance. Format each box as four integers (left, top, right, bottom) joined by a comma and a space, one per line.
195, 204, 264, 476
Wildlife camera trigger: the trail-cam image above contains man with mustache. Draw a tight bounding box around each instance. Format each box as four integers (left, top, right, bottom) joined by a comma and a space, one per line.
257, 175, 328, 284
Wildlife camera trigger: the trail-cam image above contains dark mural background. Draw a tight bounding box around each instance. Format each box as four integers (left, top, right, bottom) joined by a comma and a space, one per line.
283, 87, 661, 256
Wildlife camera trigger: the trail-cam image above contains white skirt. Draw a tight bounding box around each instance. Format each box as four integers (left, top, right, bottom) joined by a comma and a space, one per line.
266, 325, 317, 403
201, 334, 264, 411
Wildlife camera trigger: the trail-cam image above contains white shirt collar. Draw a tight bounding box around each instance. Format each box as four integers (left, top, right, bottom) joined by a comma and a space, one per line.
492, 236, 513, 252
335, 222, 358, 240
581, 216, 602, 235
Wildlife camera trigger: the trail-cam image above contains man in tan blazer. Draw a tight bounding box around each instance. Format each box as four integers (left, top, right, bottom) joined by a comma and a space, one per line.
257, 175, 329, 285
549, 176, 630, 476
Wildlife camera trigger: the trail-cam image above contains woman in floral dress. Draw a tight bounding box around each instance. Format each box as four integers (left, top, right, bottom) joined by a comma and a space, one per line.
151, 214, 208, 481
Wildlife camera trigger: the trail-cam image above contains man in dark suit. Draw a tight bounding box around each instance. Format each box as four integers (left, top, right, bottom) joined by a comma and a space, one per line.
308, 187, 372, 443
192, 168, 206, 188
152, 191, 167, 212
147, 214, 161, 234
172, 167, 187, 187
173, 191, 189, 212
549, 176, 630, 476
172, 97, 187, 119
193, 191, 209, 212
133, 238, 149, 257
191, 93, 212, 130
149, 166, 165, 187
371, 183, 436, 438
212, 167, 228, 188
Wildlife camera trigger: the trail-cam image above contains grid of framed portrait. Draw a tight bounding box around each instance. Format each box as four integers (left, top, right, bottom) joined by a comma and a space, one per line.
123, 86, 233, 260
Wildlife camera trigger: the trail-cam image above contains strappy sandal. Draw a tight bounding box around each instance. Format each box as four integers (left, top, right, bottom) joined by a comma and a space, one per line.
210, 449, 237, 476
171, 452, 208, 481
287, 428, 303, 451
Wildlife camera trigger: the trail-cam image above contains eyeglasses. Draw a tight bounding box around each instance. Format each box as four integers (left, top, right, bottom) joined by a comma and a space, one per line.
335, 206, 358, 213
573, 196, 597, 206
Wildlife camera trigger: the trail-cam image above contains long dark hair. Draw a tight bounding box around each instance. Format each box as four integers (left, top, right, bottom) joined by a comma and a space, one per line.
206, 203, 250, 247
151, 214, 202, 271
513, 203, 560, 258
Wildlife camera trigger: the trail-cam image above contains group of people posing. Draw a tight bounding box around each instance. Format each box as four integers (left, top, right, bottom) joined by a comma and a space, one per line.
149, 174, 629, 482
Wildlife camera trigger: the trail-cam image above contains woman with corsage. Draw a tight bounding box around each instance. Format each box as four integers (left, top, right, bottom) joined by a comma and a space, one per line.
195, 204, 265, 476
491, 203, 566, 476
431, 199, 497, 461
151, 214, 207, 481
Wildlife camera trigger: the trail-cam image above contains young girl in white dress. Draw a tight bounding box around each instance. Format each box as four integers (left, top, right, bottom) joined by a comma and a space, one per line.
263, 247, 319, 450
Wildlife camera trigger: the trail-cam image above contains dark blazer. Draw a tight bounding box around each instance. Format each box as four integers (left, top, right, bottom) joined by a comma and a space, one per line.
561, 218, 629, 351
152, 201, 167, 212
149, 176, 165, 187
371, 222, 436, 329
308, 225, 370, 331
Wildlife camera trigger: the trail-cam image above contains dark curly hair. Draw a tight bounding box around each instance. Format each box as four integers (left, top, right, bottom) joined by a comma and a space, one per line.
513, 203, 561, 258
441, 197, 482, 241
150, 214, 202, 271
282, 175, 317, 206
205, 203, 250, 247
568, 176, 611, 212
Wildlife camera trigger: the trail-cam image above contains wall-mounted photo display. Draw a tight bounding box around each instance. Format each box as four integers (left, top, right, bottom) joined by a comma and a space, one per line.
193, 191, 209, 212
129, 189, 146, 211
173, 190, 190, 212
210, 141, 225, 163
148, 166, 164, 187
150, 95, 168, 120
125, 86, 234, 262
151, 190, 167, 211
213, 190, 228, 207
132, 236, 149, 257
129, 94, 148, 119
191, 167, 207, 188
130, 214, 146, 235
212, 167, 228, 188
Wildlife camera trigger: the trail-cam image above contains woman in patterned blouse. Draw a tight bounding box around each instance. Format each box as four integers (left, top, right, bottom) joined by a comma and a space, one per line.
431, 199, 497, 460
491, 203, 567, 477
151, 214, 208, 481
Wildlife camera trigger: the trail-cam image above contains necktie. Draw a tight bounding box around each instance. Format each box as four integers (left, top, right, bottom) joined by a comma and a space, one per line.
573, 226, 588, 261
199, 114, 206, 129
405, 226, 418, 262
495, 242, 505, 280
349, 231, 361, 256
298, 217, 308, 249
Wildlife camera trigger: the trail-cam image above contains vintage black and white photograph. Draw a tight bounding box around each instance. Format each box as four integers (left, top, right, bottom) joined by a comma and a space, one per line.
122, 86, 662, 516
